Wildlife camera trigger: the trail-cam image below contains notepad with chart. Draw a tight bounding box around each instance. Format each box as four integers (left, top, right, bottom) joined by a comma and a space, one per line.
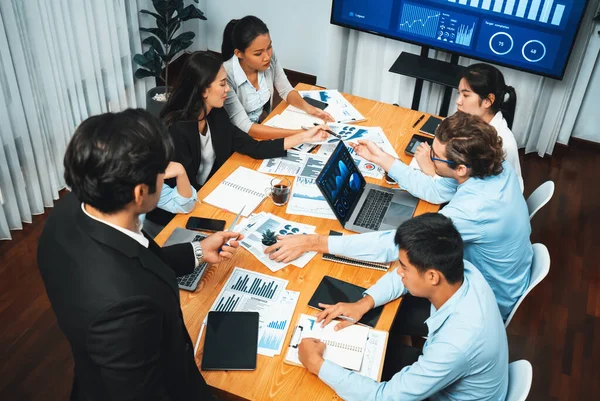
285, 313, 387, 378
202, 167, 272, 217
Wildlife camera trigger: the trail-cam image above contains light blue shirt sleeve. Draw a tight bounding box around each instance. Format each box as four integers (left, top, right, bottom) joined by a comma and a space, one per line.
328, 230, 399, 263
388, 159, 458, 204
364, 269, 407, 308
157, 184, 197, 214
318, 341, 468, 401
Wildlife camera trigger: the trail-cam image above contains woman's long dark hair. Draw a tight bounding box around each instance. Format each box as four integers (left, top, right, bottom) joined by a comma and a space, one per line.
160, 51, 222, 127
221, 16, 269, 61
461, 63, 517, 129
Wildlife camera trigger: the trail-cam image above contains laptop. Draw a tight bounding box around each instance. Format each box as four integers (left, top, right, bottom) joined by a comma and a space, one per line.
316, 142, 418, 233
163, 227, 209, 291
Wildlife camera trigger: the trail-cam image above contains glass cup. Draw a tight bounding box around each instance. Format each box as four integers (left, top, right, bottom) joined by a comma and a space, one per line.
266, 177, 291, 206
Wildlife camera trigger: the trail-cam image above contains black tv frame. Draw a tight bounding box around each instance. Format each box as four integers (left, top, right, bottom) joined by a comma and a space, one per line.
329, 0, 592, 80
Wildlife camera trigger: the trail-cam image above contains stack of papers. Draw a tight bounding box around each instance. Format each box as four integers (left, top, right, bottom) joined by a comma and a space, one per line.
234, 212, 318, 272
288, 89, 366, 124
207, 267, 300, 357
265, 109, 324, 130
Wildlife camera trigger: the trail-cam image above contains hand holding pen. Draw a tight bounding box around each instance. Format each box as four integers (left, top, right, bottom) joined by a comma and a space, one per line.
313, 122, 343, 140
220, 206, 245, 252
316, 297, 375, 331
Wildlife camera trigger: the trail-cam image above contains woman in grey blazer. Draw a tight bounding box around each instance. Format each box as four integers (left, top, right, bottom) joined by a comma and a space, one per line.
222, 16, 333, 140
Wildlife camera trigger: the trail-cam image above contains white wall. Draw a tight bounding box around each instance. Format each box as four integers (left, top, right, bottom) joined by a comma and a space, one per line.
204, 0, 334, 79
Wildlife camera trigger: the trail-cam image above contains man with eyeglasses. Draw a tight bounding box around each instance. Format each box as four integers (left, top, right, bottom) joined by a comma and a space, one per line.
264, 112, 532, 325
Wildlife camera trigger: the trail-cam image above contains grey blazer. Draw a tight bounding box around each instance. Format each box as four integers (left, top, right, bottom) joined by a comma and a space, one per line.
223, 52, 294, 133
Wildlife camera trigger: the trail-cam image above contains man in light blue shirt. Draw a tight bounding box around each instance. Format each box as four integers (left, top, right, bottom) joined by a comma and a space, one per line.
267, 112, 532, 320
298, 213, 509, 401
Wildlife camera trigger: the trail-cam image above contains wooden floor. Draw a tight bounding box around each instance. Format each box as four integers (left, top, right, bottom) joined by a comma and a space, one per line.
1, 141, 598, 401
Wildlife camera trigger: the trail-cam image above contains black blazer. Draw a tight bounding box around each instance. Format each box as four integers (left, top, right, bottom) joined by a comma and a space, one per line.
170, 107, 286, 190
37, 193, 216, 401
146, 107, 286, 225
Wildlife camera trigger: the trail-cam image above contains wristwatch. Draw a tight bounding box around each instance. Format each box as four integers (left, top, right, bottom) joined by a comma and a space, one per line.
191, 241, 204, 266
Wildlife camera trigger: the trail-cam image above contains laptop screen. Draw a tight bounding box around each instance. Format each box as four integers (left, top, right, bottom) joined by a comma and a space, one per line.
316, 142, 366, 225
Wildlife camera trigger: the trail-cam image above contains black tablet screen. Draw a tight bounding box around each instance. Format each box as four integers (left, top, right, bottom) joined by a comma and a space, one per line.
202, 311, 259, 370
308, 276, 383, 328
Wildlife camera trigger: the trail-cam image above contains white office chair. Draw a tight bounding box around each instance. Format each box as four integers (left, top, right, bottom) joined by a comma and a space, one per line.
506, 360, 533, 401
505, 243, 550, 328
526, 181, 555, 220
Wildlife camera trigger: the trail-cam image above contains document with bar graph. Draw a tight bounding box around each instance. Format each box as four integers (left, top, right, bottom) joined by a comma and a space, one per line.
257, 290, 300, 356
208, 267, 300, 357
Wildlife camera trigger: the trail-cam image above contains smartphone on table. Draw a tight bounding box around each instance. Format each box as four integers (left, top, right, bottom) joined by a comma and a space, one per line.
185, 217, 226, 232
404, 133, 434, 156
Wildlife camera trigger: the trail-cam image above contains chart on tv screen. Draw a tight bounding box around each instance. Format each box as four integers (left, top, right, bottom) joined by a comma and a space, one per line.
332, 0, 588, 78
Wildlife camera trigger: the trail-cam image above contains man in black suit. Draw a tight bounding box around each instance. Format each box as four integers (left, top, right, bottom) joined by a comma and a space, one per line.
37, 109, 241, 400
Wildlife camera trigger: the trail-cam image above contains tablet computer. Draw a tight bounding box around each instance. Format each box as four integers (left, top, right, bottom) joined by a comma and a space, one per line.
308, 276, 384, 328
419, 116, 442, 136
202, 311, 259, 371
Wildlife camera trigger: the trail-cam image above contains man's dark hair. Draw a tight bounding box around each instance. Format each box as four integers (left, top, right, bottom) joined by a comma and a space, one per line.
64, 109, 174, 214
394, 213, 464, 284
435, 111, 504, 179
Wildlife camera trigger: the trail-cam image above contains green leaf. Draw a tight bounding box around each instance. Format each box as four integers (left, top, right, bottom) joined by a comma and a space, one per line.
169, 31, 195, 45
142, 36, 165, 56
134, 49, 164, 77
133, 52, 152, 68
139, 9, 161, 20
140, 27, 167, 44
168, 40, 193, 58
134, 68, 157, 79
179, 5, 206, 21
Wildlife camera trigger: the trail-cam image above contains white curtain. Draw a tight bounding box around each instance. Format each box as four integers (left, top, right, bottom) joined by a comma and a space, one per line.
318, 0, 600, 157
0, 0, 155, 240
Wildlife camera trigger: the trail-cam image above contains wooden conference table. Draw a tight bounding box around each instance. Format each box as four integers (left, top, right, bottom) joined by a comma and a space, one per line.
155, 84, 440, 400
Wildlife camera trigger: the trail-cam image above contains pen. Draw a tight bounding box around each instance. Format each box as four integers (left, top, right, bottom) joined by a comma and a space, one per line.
221, 206, 245, 251
412, 114, 425, 128
337, 315, 357, 324
312, 122, 343, 140
194, 321, 206, 355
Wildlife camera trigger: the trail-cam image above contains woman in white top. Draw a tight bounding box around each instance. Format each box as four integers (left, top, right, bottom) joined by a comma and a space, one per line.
221, 16, 333, 139
414, 63, 523, 190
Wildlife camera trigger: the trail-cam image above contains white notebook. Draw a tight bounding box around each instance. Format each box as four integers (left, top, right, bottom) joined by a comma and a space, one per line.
202, 167, 273, 217
265, 109, 324, 130
285, 313, 370, 372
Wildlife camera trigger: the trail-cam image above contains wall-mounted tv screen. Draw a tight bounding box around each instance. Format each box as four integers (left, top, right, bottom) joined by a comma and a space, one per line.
331, 0, 589, 79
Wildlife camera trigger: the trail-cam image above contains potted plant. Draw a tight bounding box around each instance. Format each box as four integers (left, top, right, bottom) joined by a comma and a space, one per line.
133, 0, 206, 116
261, 230, 278, 251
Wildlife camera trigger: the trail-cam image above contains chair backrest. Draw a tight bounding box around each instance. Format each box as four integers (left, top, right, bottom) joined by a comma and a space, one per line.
505, 243, 550, 328
505, 360, 533, 401
526, 181, 555, 220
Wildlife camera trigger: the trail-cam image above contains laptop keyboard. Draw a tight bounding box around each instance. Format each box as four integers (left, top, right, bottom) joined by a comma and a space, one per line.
176, 234, 208, 291
354, 189, 394, 230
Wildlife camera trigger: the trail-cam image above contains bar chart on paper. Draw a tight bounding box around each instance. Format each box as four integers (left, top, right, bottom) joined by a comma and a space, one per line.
214, 293, 241, 312
441, 0, 569, 27
258, 320, 289, 352
227, 267, 287, 301
257, 290, 300, 356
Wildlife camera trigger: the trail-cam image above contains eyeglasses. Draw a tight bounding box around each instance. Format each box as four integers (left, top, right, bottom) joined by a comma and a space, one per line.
430, 147, 470, 168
